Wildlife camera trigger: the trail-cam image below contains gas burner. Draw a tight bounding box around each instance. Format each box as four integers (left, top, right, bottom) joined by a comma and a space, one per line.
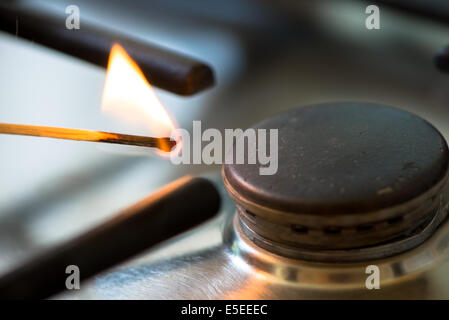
223, 103, 449, 262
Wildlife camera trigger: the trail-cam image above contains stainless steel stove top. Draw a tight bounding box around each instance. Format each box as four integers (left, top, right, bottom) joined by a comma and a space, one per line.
0, 0, 448, 299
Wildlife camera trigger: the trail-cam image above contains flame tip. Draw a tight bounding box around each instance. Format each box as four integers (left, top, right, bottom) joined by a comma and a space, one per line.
102, 43, 179, 158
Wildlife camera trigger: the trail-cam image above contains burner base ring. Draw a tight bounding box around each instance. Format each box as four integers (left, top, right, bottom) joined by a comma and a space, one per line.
236, 201, 449, 262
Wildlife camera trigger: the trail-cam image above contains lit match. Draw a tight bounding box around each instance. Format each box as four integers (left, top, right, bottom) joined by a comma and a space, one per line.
0, 123, 176, 152
0, 45, 182, 154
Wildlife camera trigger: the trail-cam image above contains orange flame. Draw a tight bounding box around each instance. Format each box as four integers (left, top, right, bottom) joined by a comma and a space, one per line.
101, 44, 179, 155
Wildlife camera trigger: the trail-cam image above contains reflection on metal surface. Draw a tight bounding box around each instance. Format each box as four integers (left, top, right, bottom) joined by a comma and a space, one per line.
59, 175, 449, 299
231, 210, 449, 290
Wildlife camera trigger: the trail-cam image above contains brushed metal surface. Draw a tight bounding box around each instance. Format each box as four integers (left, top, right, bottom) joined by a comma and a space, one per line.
0, 0, 448, 299
58, 175, 449, 299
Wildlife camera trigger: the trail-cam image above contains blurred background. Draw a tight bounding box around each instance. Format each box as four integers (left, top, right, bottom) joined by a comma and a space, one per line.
0, 0, 448, 284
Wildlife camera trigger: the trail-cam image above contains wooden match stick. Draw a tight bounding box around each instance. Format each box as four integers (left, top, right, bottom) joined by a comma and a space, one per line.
0, 123, 176, 152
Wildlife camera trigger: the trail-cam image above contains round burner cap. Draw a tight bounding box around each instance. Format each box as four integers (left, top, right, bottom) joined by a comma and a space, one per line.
224, 103, 448, 215
223, 103, 449, 250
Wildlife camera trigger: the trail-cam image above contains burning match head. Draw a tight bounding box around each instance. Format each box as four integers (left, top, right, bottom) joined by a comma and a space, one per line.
158, 138, 177, 152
